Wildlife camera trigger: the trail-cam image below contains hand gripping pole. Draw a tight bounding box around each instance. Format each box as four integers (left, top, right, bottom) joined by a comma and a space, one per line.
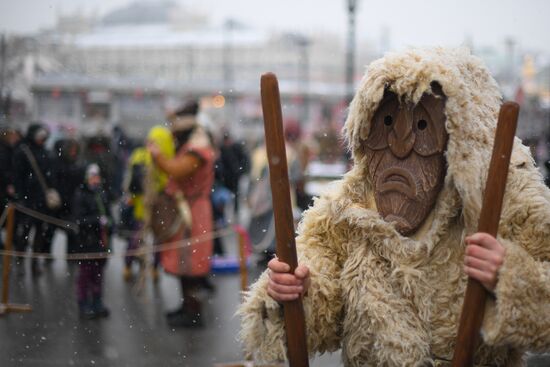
452, 102, 519, 366
261, 72, 309, 367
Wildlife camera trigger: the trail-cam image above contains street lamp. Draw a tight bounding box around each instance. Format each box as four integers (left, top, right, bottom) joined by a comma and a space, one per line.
223, 19, 238, 133
0, 34, 6, 121
223, 19, 237, 94
291, 33, 311, 124
345, 0, 359, 104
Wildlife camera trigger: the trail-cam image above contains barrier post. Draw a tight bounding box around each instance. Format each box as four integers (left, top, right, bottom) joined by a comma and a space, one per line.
237, 228, 248, 293
0, 204, 32, 315
1, 205, 13, 305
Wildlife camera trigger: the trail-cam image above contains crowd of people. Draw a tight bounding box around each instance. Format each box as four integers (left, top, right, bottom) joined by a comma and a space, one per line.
0, 97, 347, 329
0, 100, 253, 327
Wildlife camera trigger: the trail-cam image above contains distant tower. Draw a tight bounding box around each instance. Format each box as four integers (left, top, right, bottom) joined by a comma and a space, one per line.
345, 0, 359, 104
505, 37, 516, 84
521, 54, 536, 95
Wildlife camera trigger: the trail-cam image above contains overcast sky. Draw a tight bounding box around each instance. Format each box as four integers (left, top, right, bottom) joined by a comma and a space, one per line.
1, 0, 549, 55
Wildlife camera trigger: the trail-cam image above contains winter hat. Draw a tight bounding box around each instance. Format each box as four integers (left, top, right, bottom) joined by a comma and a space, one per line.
175, 100, 199, 117
167, 100, 200, 132
284, 119, 301, 142
85, 163, 101, 179
147, 125, 175, 159
26, 123, 49, 143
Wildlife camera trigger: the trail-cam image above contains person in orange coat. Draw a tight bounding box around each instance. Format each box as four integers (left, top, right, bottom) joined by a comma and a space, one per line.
148, 100, 215, 328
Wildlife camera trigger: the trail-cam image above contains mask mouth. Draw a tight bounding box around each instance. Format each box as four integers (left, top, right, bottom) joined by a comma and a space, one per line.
377, 167, 416, 200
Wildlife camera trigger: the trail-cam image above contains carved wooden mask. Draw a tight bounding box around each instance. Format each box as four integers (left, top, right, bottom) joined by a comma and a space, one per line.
364, 83, 448, 235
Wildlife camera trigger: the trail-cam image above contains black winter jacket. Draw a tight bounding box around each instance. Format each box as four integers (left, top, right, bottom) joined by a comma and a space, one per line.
13, 134, 55, 210
72, 184, 112, 254
0, 140, 15, 207
52, 141, 85, 219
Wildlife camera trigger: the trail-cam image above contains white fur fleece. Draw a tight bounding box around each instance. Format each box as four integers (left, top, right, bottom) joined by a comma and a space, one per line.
238, 47, 550, 366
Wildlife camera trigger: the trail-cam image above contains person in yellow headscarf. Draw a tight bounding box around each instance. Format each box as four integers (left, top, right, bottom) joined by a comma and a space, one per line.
122, 126, 175, 282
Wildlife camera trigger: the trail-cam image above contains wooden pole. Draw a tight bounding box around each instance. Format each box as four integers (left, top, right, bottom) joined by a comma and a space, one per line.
451, 102, 519, 366
1, 204, 32, 315
261, 72, 309, 367
1, 204, 14, 305
237, 226, 248, 293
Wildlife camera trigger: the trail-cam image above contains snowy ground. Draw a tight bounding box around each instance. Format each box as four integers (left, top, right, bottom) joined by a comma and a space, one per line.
0, 230, 548, 366
0, 230, 341, 366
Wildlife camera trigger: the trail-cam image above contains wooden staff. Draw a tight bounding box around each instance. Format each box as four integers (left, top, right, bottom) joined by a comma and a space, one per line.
261, 72, 309, 367
451, 102, 519, 366
236, 225, 249, 293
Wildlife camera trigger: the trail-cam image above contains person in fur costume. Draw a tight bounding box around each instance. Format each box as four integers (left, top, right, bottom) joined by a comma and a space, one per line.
238, 47, 550, 366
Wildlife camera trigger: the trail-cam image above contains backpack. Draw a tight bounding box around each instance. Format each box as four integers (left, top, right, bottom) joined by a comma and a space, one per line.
128, 163, 145, 195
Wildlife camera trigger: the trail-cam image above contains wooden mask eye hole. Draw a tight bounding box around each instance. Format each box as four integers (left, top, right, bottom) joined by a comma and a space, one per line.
417, 119, 427, 130
384, 115, 393, 126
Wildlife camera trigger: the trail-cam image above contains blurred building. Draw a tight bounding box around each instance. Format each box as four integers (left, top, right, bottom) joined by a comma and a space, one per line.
2, 0, 546, 149
474, 43, 550, 162
27, 0, 372, 141
516, 55, 548, 141
0, 34, 60, 124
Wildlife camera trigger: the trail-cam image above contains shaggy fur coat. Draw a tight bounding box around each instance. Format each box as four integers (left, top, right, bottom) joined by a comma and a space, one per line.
238, 48, 550, 366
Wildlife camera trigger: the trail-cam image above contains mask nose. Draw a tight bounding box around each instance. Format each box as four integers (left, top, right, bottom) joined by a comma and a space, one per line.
388, 106, 415, 158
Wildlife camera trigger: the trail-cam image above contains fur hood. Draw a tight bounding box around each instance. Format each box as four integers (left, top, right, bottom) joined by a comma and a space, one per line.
342, 47, 533, 238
